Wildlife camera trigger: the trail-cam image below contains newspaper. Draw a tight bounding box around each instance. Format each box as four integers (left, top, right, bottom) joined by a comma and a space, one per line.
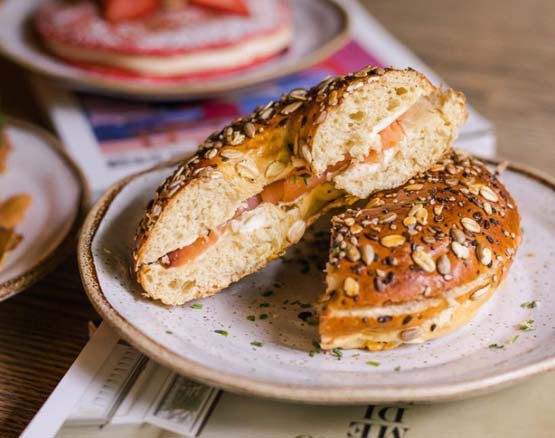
31, 0, 495, 196
21, 321, 555, 438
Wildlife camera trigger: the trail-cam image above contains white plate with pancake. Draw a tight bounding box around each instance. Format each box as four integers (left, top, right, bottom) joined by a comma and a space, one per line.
79, 158, 555, 403
0, 118, 87, 301
0, 0, 349, 100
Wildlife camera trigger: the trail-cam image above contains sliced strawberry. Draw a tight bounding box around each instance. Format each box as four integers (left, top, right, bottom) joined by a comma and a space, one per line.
190, 0, 250, 16
102, 0, 161, 23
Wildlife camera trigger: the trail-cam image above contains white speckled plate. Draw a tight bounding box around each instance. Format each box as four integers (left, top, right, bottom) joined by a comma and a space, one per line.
0, 118, 87, 300
0, 0, 349, 100
78, 159, 555, 404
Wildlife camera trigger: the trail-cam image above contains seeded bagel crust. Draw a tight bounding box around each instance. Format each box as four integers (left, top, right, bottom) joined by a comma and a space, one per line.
134, 66, 467, 305
320, 150, 521, 351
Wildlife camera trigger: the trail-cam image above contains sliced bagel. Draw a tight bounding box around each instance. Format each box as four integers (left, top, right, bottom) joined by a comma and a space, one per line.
320, 150, 521, 351
134, 66, 467, 305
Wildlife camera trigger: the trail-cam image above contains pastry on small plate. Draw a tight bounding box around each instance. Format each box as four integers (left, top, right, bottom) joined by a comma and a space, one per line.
0, 118, 86, 300
34, 0, 292, 79
0, 194, 31, 269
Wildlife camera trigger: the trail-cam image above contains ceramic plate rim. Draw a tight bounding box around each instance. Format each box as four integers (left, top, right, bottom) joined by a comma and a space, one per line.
78, 158, 555, 404
0, 117, 89, 301
0, 0, 351, 100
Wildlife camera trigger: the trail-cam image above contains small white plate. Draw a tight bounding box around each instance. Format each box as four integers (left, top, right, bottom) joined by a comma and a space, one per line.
0, 118, 87, 300
79, 159, 555, 404
0, 0, 350, 100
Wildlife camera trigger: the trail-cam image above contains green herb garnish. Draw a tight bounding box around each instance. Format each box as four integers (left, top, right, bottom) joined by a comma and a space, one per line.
259, 314, 268, 320
191, 303, 203, 309
246, 315, 256, 322
518, 320, 534, 331
214, 330, 228, 337
251, 341, 263, 347
489, 343, 504, 349
331, 348, 343, 358
366, 361, 380, 367
520, 301, 538, 309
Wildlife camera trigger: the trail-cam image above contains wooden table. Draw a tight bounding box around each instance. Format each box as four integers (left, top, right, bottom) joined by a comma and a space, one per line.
0, 0, 553, 436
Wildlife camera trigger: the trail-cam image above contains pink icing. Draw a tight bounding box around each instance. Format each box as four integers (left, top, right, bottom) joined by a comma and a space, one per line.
35, 0, 290, 56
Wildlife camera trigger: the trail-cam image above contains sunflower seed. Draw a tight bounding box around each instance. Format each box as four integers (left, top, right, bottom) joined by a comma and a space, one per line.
404, 183, 423, 191
400, 328, 421, 342
288, 88, 307, 100
411, 249, 436, 272
244, 122, 256, 138
220, 149, 244, 161
259, 107, 274, 120
236, 160, 260, 179
281, 101, 303, 115
379, 212, 398, 224
381, 234, 406, 248
430, 164, 445, 172
287, 220, 306, 243
437, 254, 451, 275
451, 241, 470, 259
450, 228, 466, 244
433, 204, 444, 216
408, 204, 423, 217
230, 131, 245, 145
403, 216, 416, 227
350, 224, 363, 234
265, 161, 286, 179
346, 244, 361, 262
415, 208, 428, 225
204, 148, 218, 160
446, 164, 458, 175
344, 277, 360, 297
367, 197, 384, 208
461, 217, 481, 233
483, 201, 493, 215
480, 185, 499, 203
360, 244, 375, 266
301, 142, 312, 163
477, 244, 492, 266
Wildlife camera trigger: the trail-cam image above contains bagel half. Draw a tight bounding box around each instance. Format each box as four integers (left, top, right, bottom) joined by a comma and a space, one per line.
134, 66, 467, 305
320, 150, 521, 351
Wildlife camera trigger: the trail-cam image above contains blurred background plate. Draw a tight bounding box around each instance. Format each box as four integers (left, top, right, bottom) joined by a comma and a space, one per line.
79, 159, 555, 404
0, 119, 87, 300
0, 0, 350, 100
